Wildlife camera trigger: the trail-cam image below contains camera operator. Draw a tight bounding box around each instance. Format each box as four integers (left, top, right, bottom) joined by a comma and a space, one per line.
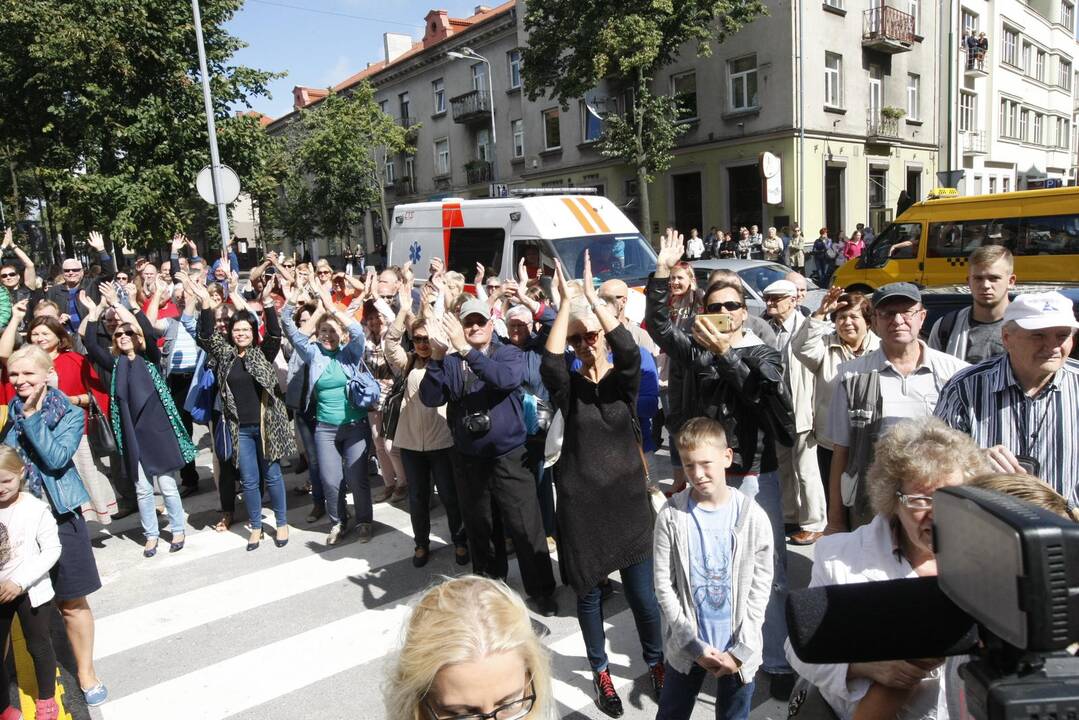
785, 417, 989, 720
419, 298, 558, 617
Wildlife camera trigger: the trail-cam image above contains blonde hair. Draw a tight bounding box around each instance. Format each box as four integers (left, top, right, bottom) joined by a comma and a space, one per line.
384, 576, 552, 720
969, 474, 1079, 522
868, 417, 990, 517
109, 321, 146, 356
0, 446, 26, 481
7, 344, 53, 373
676, 416, 729, 454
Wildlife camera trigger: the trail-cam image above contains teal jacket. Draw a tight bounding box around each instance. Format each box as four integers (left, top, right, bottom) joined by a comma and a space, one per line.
2, 397, 91, 515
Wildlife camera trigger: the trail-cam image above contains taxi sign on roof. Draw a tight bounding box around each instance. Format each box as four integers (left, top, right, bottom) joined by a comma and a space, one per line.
926, 187, 960, 198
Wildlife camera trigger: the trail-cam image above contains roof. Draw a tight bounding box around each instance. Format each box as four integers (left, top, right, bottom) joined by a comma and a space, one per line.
285, 2, 514, 114
236, 110, 273, 127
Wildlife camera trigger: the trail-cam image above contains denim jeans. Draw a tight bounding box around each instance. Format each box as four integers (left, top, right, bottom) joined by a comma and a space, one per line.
135, 464, 185, 540
727, 470, 791, 674
401, 448, 465, 549
656, 663, 754, 720
295, 413, 322, 506
237, 424, 288, 530
315, 419, 371, 526
577, 557, 664, 673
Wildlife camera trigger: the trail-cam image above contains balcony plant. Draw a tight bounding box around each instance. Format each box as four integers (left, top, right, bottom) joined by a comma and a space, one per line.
880, 106, 907, 120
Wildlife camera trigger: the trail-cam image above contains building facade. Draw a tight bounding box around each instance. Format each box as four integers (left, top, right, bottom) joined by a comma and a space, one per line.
267, 0, 946, 256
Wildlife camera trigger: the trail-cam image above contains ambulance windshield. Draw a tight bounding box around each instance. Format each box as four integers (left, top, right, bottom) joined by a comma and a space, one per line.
550, 233, 658, 286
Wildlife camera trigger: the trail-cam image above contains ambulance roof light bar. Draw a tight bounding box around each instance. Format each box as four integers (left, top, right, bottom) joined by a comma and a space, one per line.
508, 187, 599, 197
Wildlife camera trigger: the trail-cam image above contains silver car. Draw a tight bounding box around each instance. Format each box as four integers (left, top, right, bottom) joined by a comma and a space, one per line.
689, 259, 825, 316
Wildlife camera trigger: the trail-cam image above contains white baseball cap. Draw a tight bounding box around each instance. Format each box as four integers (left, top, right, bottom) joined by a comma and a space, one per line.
1003, 291, 1079, 331
762, 279, 797, 297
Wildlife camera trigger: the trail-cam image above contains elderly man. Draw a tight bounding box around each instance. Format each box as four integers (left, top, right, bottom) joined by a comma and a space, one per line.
935, 291, 1079, 504
928, 246, 1015, 364
826, 283, 968, 531
763, 279, 825, 545
47, 238, 114, 334
785, 270, 812, 317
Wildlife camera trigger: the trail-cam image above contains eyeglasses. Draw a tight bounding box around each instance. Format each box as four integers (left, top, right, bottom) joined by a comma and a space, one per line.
0, 273, 18, 279
705, 301, 744, 313
113, 330, 136, 339
875, 308, 922, 322
423, 678, 535, 720
412, 336, 430, 345
567, 330, 601, 347
764, 295, 792, 304
896, 491, 934, 511
63, 267, 83, 274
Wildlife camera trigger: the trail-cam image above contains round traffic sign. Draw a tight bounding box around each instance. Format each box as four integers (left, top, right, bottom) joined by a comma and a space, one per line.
196, 165, 241, 205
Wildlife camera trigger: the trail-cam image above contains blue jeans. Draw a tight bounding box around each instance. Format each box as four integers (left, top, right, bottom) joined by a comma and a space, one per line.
315, 420, 371, 525
728, 471, 791, 674
237, 424, 288, 530
135, 465, 185, 540
295, 414, 322, 506
577, 557, 664, 673
656, 663, 754, 720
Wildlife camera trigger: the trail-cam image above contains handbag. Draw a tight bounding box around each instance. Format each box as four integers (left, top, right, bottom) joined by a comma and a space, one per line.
213, 415, 233, 462
381, 375, 406, 441
86, 393, 117, 455
347, 359, 382, 411
189, 365, 216, 425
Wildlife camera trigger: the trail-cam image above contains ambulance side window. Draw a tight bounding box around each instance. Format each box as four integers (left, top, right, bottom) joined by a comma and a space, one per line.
448, 228, 505, 278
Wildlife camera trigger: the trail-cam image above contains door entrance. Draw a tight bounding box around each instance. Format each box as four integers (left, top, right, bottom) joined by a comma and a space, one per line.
671, 172, 704, 239
825, 166, 845, 238
727, 165, 762, 231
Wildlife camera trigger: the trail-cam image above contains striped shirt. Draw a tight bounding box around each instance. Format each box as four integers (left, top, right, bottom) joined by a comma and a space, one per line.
935, 354, 1079, 504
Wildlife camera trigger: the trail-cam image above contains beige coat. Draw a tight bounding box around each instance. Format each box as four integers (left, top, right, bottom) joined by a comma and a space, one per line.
383, 326, 454, 453
778, 312, 817, 435
791, 316, 880, 449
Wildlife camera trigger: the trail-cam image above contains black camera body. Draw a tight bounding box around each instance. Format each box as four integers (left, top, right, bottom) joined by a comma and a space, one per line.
462, 411, 491, 437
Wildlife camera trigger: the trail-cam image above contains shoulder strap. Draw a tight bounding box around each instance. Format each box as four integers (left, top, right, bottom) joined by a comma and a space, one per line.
936, 309, 959, 350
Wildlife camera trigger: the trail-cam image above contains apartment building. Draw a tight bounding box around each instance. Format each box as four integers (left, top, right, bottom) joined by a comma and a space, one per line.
266, 0, 943, 256
943, 0, 1078, 194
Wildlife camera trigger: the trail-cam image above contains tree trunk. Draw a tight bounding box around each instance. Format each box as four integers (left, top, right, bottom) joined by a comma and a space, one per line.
633, 68, 653, 244
637, 163, 652, 246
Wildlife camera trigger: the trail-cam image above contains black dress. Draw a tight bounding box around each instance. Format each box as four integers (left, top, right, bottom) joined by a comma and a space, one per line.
540, 324, 653, 595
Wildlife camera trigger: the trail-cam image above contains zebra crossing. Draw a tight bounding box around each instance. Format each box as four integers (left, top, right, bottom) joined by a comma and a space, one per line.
77, 439, 798, 720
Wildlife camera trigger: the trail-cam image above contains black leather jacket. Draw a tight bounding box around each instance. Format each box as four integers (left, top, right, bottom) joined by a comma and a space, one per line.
645, 274, 795, 475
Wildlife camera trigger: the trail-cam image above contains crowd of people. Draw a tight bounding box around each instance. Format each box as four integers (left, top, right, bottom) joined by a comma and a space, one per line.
0, 222, 1074, 719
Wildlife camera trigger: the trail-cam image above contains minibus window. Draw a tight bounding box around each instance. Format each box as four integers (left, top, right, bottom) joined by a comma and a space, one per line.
928, 218, 1022, 257
1019, 215, 1079, 255
447, 228, 505, 278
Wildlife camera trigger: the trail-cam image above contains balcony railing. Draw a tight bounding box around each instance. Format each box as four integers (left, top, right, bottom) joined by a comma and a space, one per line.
962, 130, 987, 154
393, 177, 415, 195
964, 54, 987, 76
866, 113, 900, 140
450, 89, 491, 124
465, 161, 493, 185
398, 115, 415, 128
862, 6, 915, 52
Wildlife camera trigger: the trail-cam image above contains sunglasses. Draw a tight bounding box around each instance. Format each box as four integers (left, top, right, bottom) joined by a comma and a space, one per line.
0, 272, 18, 279
283, 263, 296, 269
317, 270, 332, 276
567, 330, 600, 347
412, 336, 430, 345
63, 267, 83, 274
113, 330, 136, 339
115, 276, 129, 283
705, 301, 745, 313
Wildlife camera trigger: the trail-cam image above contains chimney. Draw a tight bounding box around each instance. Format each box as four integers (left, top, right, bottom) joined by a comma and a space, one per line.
474, 4, 492, 13
423, 9, 452, 47
384, 32, 412, 64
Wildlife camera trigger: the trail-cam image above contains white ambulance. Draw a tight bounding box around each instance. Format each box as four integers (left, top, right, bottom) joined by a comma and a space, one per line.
387, 190, 657, 321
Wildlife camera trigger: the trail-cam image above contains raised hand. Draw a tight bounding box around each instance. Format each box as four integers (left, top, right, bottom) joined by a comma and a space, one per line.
2, 228, 13, 249
401, 260, 414, 289
87, 230, 106, 253
656, 227, 685, 273
517, 257, 529, 284
428, 257, 444, 278
170, 233, 186, 254
473, 262, 485, 287
552, 259, 571, 309
582, 249, 598, 305
441, 313, 469, 354
77, 289, 94, 314
692, 315, 732, 356
10, 298, 28, 321
813, 285, 846, 319
22, 384, 46, 418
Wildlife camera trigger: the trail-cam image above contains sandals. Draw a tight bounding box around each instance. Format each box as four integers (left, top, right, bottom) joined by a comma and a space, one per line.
213, 513, 233, 533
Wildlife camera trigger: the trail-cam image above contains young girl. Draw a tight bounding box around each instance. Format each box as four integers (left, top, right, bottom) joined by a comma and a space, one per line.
0, 446, 62, 720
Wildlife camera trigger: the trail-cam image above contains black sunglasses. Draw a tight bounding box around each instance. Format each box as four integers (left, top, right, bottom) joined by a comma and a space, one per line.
567, 330, 600, 347
705, 301, 745, 313
0, 272, 18, 279
113, 330, 136, 339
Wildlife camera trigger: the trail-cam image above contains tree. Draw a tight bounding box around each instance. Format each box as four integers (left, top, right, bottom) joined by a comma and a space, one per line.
0, 0, 280, 255
273, 83, 412, 251
522, 0, 767, 238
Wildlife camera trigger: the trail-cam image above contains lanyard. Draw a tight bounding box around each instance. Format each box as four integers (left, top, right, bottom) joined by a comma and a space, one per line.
1014, 384, 1054, 458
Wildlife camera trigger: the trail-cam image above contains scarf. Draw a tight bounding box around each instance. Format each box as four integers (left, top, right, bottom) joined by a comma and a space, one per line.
9, 388, 70, 499
109, 355, 197, 463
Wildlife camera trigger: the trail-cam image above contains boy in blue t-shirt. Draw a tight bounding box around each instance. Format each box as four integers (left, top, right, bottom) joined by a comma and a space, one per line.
653, 417, 775, 720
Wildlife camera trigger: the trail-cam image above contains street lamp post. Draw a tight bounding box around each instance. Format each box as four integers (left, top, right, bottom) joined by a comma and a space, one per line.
191, 0, 232, 252
448, 47, 496, 183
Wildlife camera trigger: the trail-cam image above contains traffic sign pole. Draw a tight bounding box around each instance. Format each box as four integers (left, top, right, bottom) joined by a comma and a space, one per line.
191, 0, 232, 254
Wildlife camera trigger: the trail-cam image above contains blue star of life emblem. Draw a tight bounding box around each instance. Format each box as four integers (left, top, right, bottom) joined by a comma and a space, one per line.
409, 241, 422, 264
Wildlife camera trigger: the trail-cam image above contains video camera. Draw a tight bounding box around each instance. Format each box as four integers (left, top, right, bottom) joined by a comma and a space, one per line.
787, 485, 1079, 720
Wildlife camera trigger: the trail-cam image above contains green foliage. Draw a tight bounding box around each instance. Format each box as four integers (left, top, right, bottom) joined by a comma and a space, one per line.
0, 0, 281, 253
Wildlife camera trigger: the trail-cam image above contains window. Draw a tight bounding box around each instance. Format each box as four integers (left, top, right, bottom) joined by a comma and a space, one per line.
1022, 42, 1033, 75
961, 9, 978, 35
434, 138, 450, 176
384, 158, 395, 185
1003, 177, 1011, 192
959, 91, 976, 131
581, 100, 604, 141
825, 53, 843, 108
1021, 214, 1079, 255
476, 128, 491, 162
671, 71, 698, 121
1034, 113, 1043, 144
907, 0, 919, 33
1000, 99, 1019, 138
1060, 60, 1073, 90
471, 63, 487, 92
542, 108, 561, 150
378, 99, 388, 114
399, 92, 411, 123
989, 176, 997, 193
404, 157, 415, 192
728, 55, 758, 111
927, 218, 1021, 257
432, 79, 445, 114
1036, 50, 1046, 82
824, 0, 843, 8
1060, 119, 1071, 148
1020, 108, 1030, 141
511, 119, 524, 158
869, 169, 887, 207
906, 74, 920, 120
1063, 1, 1075, 30
1002, 27, 1019, 66
446, 228, 506, 277
507, 50, 522, 89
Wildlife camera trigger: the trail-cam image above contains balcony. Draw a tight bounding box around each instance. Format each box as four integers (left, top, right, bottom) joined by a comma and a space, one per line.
450, 89, 492, 124
465, 160, 493, 185
962, 130, 987, 155
398, 115, 415, 128
393, 177, 415, 195
862, 6, 915, 53
866, 113, 901, 143
963, 55, 988, 78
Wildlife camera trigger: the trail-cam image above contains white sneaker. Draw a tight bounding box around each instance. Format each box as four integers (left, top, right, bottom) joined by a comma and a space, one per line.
327, 523, 344, 546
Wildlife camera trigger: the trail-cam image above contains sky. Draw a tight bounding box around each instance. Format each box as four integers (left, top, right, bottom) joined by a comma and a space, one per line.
225, 0, 486, 120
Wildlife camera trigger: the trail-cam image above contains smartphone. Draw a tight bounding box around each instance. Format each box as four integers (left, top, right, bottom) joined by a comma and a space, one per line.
1015, 454, 1041, 476
698, 313, 733, 333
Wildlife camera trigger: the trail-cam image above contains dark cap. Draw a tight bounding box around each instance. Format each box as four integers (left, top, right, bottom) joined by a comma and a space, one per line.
872, 282, 921, 306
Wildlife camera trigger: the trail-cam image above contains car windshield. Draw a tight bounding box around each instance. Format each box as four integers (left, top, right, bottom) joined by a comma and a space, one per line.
550, 233, 658, 285
736, 263, 815, 295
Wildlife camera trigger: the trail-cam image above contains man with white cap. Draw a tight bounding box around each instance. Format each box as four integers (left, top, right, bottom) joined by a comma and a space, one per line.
764, 279, 826, 545
936, 291, 1079, 504
826, 282, 968, 531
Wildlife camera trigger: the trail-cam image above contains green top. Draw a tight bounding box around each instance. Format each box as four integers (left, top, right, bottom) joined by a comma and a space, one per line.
314, 354, 365, 425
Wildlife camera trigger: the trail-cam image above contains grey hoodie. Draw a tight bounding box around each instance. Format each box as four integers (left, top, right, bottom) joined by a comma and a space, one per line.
652, 486, 774, 683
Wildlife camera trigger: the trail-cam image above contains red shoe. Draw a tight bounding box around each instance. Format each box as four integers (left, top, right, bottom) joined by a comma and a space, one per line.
0, 705, 22, 720
36, 698, 59, 720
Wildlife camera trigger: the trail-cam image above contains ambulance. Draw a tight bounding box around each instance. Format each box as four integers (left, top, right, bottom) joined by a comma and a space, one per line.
387, 190, 658, 321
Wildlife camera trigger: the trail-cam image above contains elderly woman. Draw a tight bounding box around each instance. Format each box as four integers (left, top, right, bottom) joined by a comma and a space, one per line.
384, 575, 553, 720
791, 287, 880, 486
762, 227, 784, 262
541, 255, 663, 716
785, 417, 990, 720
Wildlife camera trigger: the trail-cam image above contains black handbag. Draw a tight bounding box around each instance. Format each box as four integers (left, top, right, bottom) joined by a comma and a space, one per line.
381, 375, 406, 441
86, 393, 117, 455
